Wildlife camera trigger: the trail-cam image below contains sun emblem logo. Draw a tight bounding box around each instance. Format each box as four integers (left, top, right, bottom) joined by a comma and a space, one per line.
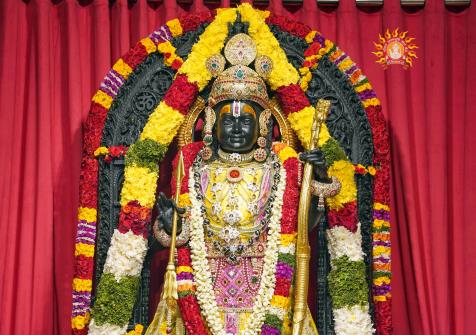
373, 28, 418, 69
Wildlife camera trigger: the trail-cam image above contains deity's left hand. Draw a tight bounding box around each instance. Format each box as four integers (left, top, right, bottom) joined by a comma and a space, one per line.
299, 149, 332, 183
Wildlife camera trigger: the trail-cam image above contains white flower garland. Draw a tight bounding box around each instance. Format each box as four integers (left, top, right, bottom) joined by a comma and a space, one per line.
88, 319, 128, 335
326, 223, 364, 262
327, 222, 374, 335
188, 161, 286, 335
103, 230, 148, 281
333, 305, 375, 335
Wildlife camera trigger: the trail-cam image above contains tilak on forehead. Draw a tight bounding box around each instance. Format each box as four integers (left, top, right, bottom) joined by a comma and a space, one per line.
219, 102, 257, 118
232, 101, 241, 118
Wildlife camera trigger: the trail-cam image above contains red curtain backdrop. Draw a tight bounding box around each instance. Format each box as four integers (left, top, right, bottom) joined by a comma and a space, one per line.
0, 0, 475, 334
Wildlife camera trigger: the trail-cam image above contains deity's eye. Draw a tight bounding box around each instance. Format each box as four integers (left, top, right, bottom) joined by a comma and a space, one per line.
222, 115, 234, 126
241, 117, 252, 125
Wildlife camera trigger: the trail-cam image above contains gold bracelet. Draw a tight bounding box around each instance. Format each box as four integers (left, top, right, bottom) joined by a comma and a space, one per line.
310, 176, 342, 210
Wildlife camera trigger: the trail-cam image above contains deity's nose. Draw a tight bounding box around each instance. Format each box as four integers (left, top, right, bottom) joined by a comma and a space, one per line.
231, 119, 241, 133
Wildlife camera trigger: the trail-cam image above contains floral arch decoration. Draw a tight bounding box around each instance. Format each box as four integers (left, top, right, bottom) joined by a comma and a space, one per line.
71, 4, 391, 335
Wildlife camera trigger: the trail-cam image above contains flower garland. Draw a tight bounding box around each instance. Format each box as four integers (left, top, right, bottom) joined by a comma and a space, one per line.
187, 153, 284, 335
94, 145, 128, 163
72, 11, 215, 335
173, 143, 299, 335
71, 35, 157, 335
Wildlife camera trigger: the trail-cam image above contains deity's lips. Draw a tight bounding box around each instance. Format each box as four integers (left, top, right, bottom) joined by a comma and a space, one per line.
229, 136, 245, 143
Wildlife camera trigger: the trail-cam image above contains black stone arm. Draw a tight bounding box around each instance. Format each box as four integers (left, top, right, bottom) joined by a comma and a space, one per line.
299, 148, 333, 232
154, 192, 186, 236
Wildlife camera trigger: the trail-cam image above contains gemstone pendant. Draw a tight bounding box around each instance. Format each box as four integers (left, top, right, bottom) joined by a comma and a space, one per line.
226, 167, 243, 183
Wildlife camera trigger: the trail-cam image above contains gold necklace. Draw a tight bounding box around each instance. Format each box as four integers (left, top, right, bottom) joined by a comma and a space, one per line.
217, 148, 254, 164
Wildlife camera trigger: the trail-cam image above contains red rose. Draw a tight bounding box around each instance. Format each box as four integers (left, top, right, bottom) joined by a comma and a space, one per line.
327, 201, 358, 232
274, 277, 291, 296
293, 23, 311, 39
109, 146, 122, 157
178, 247, 192, 266
74, 255, 94, 279
171, 59, 183, 71
276, 84, 310, 115
180, 11, 213, 33
171, 142, 204, 194
73, 328, 88, 335
375, 300, 393, 335
79, 158, 98, 208
304, 42, 321, 57
122, 42, 148, 70
83, 103, 108, 156
163, 74, 198, 115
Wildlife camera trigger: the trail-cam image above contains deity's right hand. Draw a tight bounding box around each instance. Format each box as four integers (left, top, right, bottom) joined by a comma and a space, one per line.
155, 192, 185, 235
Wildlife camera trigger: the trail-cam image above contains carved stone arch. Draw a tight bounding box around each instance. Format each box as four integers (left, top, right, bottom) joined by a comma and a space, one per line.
95, 19, 377, 332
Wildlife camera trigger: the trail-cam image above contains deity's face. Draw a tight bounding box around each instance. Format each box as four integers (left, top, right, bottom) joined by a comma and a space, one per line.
215, 101, 259, 153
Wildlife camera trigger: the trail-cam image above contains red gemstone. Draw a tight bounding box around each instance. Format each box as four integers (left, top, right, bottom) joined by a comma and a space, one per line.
230, 170, 240, 178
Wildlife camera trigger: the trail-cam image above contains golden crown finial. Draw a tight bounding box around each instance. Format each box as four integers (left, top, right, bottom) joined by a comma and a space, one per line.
224, 33, 257, 66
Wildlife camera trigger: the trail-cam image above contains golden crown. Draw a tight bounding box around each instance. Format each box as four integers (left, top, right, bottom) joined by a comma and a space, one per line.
206, 33, 273, 109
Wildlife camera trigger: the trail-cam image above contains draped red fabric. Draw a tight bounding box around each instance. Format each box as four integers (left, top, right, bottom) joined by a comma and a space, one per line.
0, 0, 475, 334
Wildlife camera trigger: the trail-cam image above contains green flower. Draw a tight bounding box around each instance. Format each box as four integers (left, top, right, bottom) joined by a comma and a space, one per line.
328, 256, 369, 309
92, 273, 140, 326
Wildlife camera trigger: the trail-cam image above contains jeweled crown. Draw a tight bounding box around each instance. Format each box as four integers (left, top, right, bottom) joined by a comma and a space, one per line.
206, 33, 273, 109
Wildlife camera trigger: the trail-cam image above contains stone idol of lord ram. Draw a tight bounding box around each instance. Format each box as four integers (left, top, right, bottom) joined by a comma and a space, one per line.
80, 6, 381, 335
146, 33, 343, 335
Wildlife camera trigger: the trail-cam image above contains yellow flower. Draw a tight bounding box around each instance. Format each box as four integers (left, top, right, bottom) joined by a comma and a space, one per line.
73, 278, 93, 292
373, 219, 390, 229
337, 58, 353, 72
373, 246, 391, 257
77, 207, 97, 222
72, 313, 90, 329
92, 90, 113, 109
374, 202, 390, 211
355, 82, 372, 92
305, 30, 317, 44
178, 8, 237, 90
238, 3, 299, 90
140, 37, 156, 54
270, 295, 290, 309
75, 243, 95, 257
287, 107, 331, 150
113, 59, 133, 79
125, 324, 144, 335
281, 233, 297, 246
178, 193, 191, 207
120, 165, 158, 208
363, 98, 381, 107
373, 276, 391, 286
157, 41, 174, 54
326, 160, 357, 209
368, 166, 377, 176
177, 266, 193, 274
166, 18, 183, 37
373, 295, 388, 302
94, 146, 109, 157
140, 101, 185, 145
277, 146, 298, 162
287, 106, 314, 150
